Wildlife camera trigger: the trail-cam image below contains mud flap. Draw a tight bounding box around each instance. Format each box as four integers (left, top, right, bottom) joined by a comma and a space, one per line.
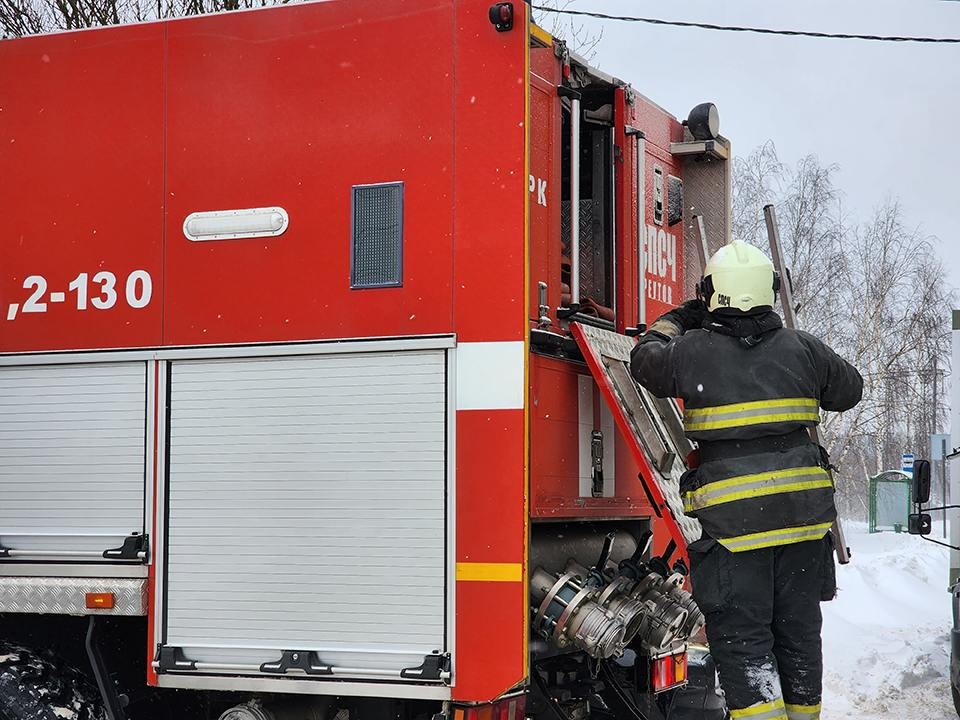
569, 322, 702, 553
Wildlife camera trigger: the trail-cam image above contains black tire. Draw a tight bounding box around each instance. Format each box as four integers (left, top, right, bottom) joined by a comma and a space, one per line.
0, 642, 105, 720
952, 679, 960, 719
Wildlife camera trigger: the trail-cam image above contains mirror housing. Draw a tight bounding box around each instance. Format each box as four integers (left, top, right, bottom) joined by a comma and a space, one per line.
908, 512, 932, 536
912, 459, 931, 505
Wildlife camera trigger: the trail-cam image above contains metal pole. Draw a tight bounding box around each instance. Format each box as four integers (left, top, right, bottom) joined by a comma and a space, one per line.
569, 96, 581, 308
692, 214, 709, 269
935, 357, 946, 537
763, 204, 851, 564
625, 126, 646, 326
764, 205, 798, 322
636, 133, 646, 326
944, 441, 949, 539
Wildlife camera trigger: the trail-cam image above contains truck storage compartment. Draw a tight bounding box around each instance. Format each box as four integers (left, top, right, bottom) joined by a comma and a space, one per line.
0, 361, 149, 564
158, 347, 450, 682
569, 323, 702, 549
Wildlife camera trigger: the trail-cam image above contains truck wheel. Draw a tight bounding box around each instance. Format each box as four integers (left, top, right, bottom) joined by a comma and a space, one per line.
952, 681, 960, 718
0, 642, 105, 720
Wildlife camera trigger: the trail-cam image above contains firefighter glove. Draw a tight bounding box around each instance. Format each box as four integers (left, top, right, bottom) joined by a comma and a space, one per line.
648, 299, 707, 338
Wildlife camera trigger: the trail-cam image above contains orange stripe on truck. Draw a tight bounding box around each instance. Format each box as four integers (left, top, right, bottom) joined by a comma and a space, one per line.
456, 562, 523, 582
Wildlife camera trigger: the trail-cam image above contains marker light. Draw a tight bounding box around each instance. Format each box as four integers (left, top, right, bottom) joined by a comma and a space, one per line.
85, 592, 115, 610
488, 3, 514, 32
183, 207, 289, 241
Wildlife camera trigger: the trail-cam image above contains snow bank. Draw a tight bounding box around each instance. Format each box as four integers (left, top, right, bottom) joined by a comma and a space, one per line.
822, 521, 955, 719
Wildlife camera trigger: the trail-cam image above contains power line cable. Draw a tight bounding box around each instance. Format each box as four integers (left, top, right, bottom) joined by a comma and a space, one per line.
530, 5, 960, 43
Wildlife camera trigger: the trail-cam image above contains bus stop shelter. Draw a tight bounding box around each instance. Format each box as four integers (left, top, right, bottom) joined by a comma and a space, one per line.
868, 470, 912, 533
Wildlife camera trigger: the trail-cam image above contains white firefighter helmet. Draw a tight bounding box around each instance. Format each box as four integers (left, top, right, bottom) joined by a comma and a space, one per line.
698, 239, 780, 313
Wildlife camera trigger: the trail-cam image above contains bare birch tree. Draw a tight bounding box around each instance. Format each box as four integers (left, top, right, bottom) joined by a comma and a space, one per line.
531, 0, 603, 62
734, 142, 955, 518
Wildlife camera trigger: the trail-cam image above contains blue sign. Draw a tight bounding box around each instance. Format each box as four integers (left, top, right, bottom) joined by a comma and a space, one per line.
902, 452, 915, 474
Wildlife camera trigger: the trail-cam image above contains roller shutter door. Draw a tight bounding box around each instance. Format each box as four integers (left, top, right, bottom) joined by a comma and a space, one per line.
0, 362, 147, 561
162, 349, 448, 680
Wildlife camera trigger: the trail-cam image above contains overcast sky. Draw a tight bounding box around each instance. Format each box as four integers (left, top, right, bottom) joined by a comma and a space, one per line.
545, 0, 960, 295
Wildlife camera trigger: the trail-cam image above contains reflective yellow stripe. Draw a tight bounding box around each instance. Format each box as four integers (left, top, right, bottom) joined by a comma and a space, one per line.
730, 698, 788, 719
684, 397, 819, 432
530, 23, 554, 46
785, 702, 821, 720
455, 562, 522, 582
684, 398, 818, 418
702, 479, 833, 508
719, 522, 833, 553
685, 466, 833, 511
693, 466, 825, 493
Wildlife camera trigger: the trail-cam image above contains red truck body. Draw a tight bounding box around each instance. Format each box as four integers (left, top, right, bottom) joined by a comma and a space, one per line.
0, 2, 728, 714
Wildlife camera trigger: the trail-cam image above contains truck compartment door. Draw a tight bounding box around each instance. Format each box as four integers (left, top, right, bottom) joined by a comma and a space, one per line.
570, 322, 701, 552
157, 346, 450, 684
0, 362, 149, 564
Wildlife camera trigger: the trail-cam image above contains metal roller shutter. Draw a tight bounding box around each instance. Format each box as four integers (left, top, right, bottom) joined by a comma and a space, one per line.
162, 349, 448, 680
0, 362, 147, 561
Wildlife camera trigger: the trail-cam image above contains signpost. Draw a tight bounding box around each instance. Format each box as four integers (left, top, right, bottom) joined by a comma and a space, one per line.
932, 434, 951, 538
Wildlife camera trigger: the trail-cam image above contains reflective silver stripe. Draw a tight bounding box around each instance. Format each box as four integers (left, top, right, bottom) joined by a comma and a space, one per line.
785, 703, 821, 720
719, 522, 833, 552
739, 708, 788, 720
730, 699, 788, 720
688, 467, 832, 511
685, 397, 817, 419
689, 404, 816, 424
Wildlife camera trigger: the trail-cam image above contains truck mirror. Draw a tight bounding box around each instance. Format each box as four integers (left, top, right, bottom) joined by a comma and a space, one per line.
908, 512, 932, 536
912, 459, 931, 505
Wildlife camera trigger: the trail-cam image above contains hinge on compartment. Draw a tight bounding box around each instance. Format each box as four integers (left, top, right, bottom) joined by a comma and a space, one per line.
156, 646, 196, 673
260, 650, 333, 676
0, 541, 8, 559
103, 533, 148, 561
401, 652, 450, 681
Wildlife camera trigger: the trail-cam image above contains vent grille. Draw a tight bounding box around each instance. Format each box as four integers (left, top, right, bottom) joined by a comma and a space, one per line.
351, 182, 403, 288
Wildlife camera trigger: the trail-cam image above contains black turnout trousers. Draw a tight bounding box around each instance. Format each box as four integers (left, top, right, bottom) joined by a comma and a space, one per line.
688, 535, 836, 716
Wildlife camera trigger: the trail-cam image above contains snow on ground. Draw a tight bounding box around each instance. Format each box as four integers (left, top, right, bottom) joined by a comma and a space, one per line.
822, 521, 955, 720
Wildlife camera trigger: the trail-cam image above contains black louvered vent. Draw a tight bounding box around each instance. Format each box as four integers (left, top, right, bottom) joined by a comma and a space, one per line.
351, 182, 404, 289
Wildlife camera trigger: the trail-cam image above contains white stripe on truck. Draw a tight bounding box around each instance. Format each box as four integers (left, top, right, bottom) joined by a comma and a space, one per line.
455, 341, 524, 411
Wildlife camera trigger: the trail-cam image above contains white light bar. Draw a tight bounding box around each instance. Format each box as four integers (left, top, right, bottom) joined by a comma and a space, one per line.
183, 207, 289, 241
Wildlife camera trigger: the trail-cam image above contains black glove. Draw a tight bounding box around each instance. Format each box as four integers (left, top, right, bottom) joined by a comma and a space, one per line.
660, 299, 707, 333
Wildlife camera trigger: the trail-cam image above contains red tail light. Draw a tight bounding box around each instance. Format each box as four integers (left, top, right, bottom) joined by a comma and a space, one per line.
488, 3, 514, 32
455, 695, 525, 720
651, 650, 688, 693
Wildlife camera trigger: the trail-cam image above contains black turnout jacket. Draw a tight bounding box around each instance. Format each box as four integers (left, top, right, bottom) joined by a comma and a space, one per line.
630, 310, 863, 552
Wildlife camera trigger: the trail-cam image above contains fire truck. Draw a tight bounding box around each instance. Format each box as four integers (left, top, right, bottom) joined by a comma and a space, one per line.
0, 2, 731, 718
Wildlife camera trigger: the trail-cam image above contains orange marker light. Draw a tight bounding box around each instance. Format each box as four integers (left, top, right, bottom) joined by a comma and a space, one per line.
674, 653, 687, 683
85, 592, 115, 610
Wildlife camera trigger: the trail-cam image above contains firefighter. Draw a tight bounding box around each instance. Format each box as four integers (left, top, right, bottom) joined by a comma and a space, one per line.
630, 239, 862, 720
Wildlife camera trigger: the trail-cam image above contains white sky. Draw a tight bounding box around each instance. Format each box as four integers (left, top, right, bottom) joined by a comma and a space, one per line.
548, 0, 960, 294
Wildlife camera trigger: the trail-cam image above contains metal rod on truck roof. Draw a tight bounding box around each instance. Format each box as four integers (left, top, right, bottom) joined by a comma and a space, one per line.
763, 203, 852, 565
570, 95, 581, 307
635, 131, 646, 326
625, 125, 647, 327
763, 205, 799, 327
